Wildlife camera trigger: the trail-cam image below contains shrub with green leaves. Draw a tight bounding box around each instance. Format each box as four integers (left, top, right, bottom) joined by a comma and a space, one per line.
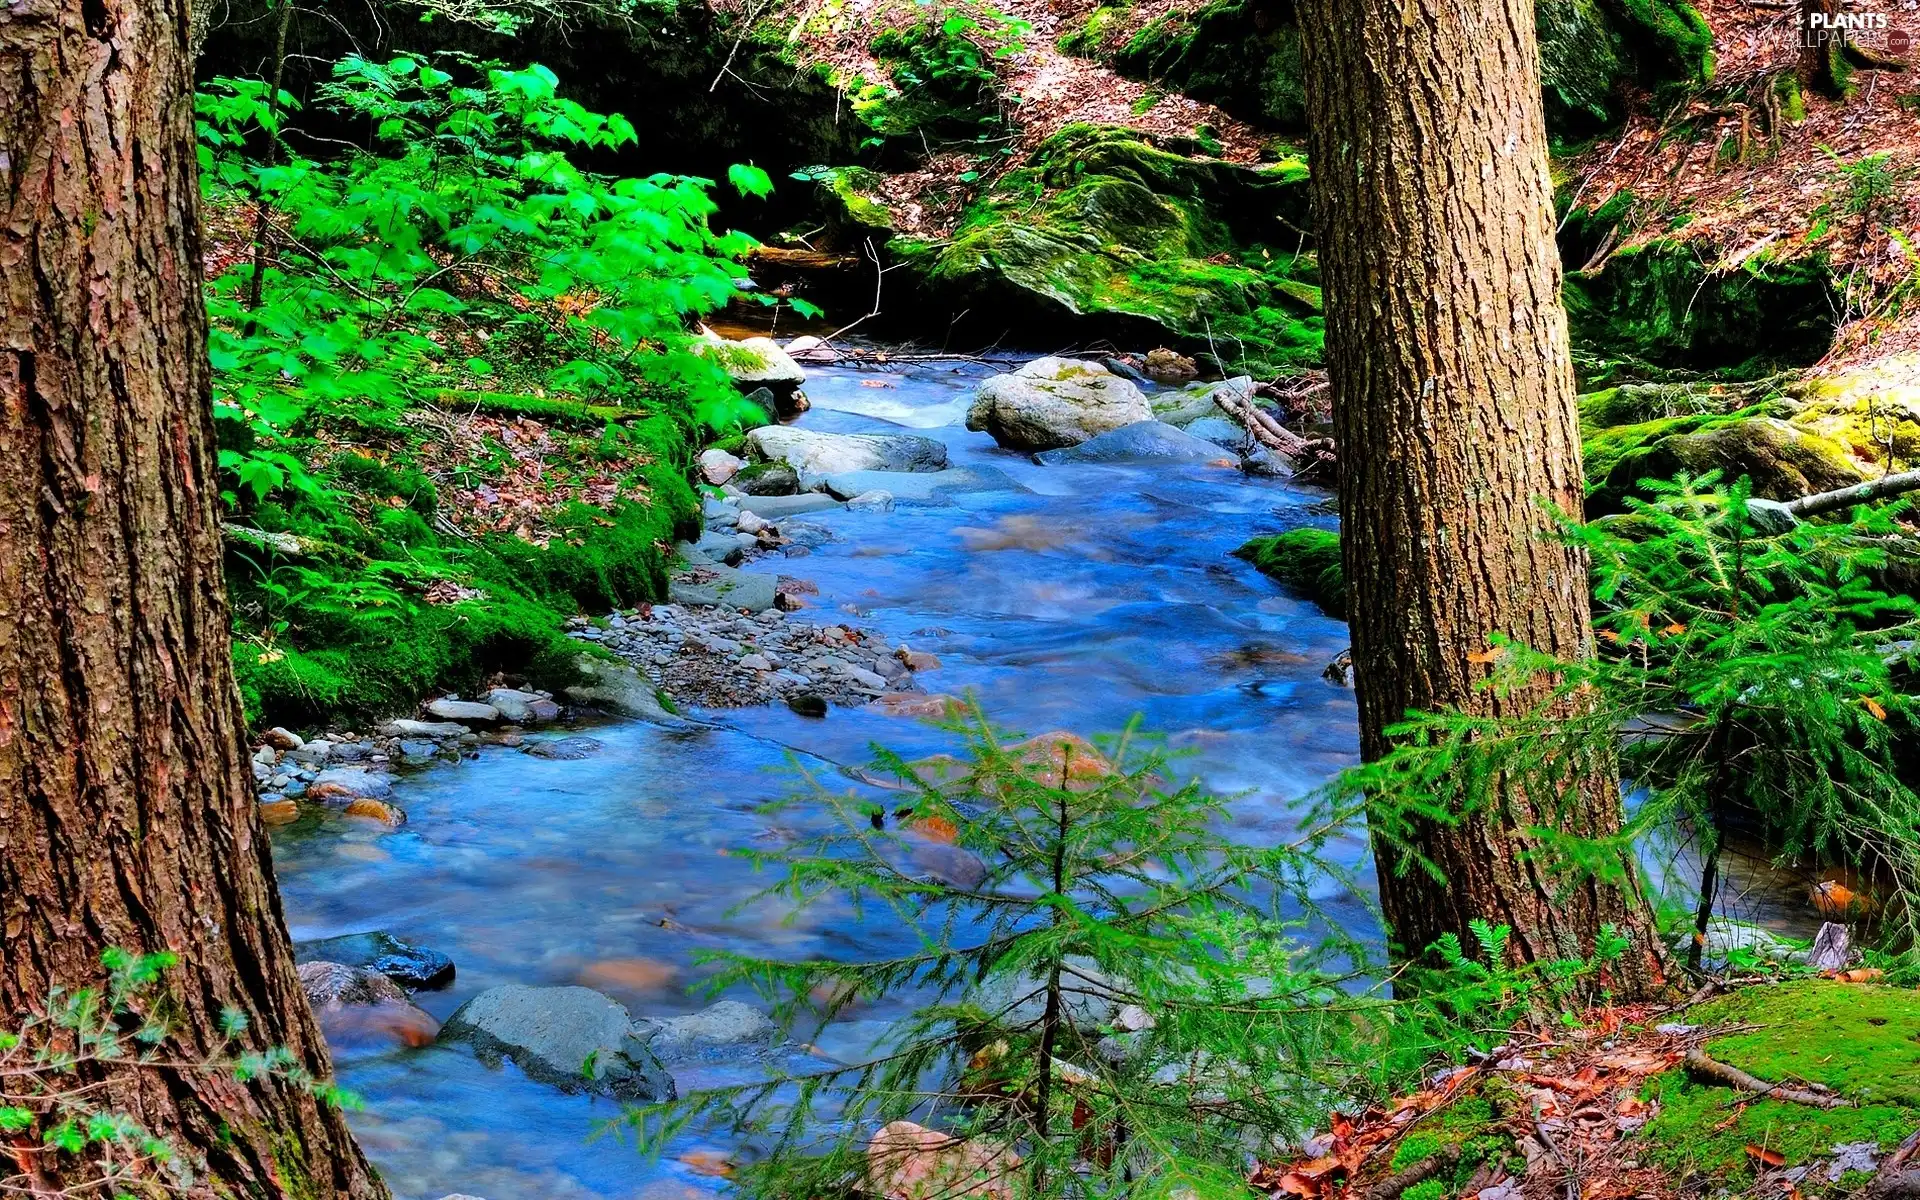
620, 705, 1638, 1197
196, 53, 775, 721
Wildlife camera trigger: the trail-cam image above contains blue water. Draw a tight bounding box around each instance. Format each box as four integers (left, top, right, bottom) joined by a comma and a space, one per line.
269, 356, 1363, 1199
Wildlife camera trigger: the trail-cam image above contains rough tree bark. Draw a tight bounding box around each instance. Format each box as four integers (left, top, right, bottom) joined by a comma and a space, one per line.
0, 0, 388, 1195
1800, 0, 1851, 96
1295, 0, 1666, 995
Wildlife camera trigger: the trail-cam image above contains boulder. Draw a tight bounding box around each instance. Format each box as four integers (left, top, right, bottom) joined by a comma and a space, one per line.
698, 447, 744, 485
846, 490, 895, 512
484, 688, 559, 724
1036, 420, 1230, 464
1142, 347, 1198, 382
1184, 417, 1246, 448
634, 1000, 780, 1063
669, 565, 778, 613
565, 655, 685, 725
966, 357, 1153, 451
439, 984, 676, 1101
296, 931, 455, 990
262, 726, 304, 751
306, 767, 392, 804
866, 1121, 1021, 1200
735, 462, 801, 496
747, 426, 949, 475
424, 698, 502, 727
1152, 376, 1253, 427
692, 332, 807, 392
966, 959, 1124, 1035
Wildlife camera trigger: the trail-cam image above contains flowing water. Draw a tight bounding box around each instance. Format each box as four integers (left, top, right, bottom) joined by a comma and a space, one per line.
269, 354, 1367, 1199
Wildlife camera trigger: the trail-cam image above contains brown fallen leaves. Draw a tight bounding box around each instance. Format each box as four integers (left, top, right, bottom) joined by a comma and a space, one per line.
1248, 1006, 1701, 1200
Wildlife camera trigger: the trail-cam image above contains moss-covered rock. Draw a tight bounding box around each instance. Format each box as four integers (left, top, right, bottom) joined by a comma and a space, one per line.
1538, 0, 1714, 136
1786, 353, 1920, 468
896, 125, 1322, 375
1234, 528, 1344, 614
1586, 412, 1863, 513
1107, 0, 1306, 132
1639, 981, 1920, 1192
1563, 239, 1837, 377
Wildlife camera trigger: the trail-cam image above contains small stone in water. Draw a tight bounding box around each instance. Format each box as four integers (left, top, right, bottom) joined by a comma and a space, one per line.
788, 693, 829, 718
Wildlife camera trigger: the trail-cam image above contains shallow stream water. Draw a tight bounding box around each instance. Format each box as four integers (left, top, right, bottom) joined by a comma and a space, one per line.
270, 355, 1367, 1198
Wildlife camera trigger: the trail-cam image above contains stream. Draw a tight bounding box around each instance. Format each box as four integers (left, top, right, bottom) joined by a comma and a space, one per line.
268, 353, 1369, 1198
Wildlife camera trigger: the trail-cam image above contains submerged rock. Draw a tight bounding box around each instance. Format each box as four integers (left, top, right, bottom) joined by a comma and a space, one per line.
296, 931, 455, 990
523, 735, 604, 761
306, 767, 392, 804
298, 960, 412, 1009
747, 425, 949, 475
820, 466, 1020, 503
439, 984, 676, 1101
967, 356, 1153, 451
1036, 420, 1229, 464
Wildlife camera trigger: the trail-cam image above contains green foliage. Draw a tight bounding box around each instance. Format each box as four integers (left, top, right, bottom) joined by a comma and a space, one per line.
850, 5, 1027, 145
0, 950, 358, 1196
1332, 475, 1920, 960
196, 53, 756, 722
1234, 528, 1344, 615
1820, 147, 1903, 224
618, 705, 1641, 1197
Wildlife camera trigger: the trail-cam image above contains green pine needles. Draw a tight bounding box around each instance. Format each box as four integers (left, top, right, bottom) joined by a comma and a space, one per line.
1330, 473, 1920, 965
617, 705, 1639, 1197
1, 950, 359, 1196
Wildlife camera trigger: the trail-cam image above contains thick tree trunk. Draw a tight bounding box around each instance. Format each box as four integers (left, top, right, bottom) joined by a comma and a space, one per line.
1294, 0, 1665, 995
0, 0, 387, 1195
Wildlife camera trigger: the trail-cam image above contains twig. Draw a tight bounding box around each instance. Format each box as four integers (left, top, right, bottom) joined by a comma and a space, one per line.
1683, 1048, 1852, 1108
1365, 1146, 1460, 1200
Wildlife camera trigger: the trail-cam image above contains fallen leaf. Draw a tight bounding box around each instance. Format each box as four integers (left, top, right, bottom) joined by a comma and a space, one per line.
1866, 696, 1888, 720
1746, 1144, 1787, 1168
678, 1149, 734, 1177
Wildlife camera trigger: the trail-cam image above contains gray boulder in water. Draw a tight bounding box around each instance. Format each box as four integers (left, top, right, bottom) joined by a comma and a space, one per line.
747, 426, 948, 475
633, 1000, 780, 1063
967, 356, 1153, 451
439, 984, 676, 1101
1037, 421, 1230, 464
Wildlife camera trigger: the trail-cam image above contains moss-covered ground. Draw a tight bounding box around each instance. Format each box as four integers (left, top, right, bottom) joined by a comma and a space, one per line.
1638, 981, 1920, 1192
1233, 528, 1343, 615
223, 392, 701, 726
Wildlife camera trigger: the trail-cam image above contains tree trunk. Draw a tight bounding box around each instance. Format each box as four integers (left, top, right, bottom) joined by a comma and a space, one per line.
1294, 0, 1665, 996
1800, 0, 1851, 97
0, 0, 388, 1195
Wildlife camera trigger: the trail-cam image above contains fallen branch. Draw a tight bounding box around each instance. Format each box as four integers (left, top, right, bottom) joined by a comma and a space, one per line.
1212, 380, 1312, 457
1365, 1146, 1460, 1200
1747, 468, 1920, 532
1683, 1048, 1852, 1108
1866, 1128, 1920, 1198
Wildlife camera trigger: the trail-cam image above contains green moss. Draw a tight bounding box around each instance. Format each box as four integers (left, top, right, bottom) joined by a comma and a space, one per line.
1564, 239, 1837, 376
1637, 981, 1920, 1189
1109, 0, 1306, 132
1234, 528, 1344, 614
899, 125, 1320, 375
432, 389, 634, 427
1585, 411, 1861, 514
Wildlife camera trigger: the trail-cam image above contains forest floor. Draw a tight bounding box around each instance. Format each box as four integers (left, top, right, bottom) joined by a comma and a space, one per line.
1568, 0, 1920, 368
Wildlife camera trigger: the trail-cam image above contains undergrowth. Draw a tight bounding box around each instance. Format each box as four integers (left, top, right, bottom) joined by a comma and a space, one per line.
619, 704, 1640, 1198
199, 53, 773, 723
